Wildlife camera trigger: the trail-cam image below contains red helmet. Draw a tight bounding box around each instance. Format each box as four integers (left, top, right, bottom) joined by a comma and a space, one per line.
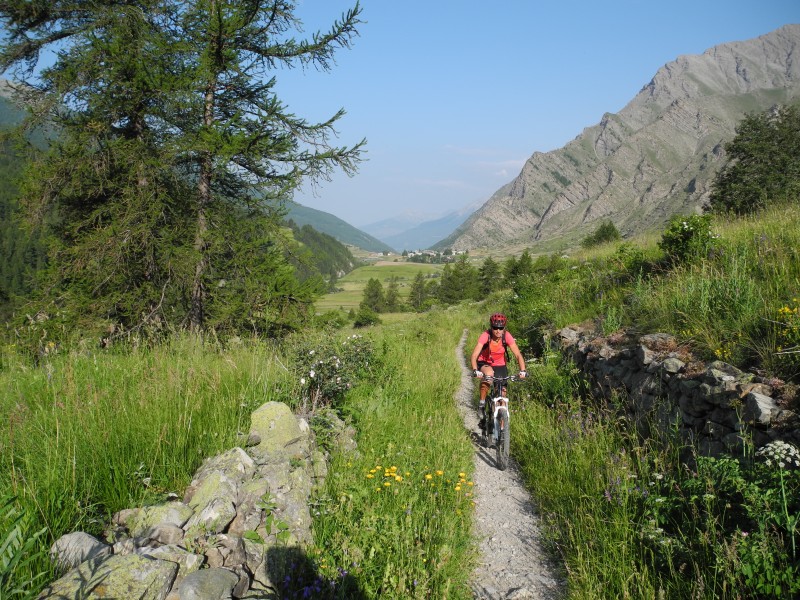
489, 313, 507, 328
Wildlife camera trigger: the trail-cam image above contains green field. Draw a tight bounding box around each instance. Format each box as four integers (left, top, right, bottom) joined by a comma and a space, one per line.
315, 261, 443, 313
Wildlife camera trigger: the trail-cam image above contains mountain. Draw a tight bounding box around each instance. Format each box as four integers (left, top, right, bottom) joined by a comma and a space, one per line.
435, 24, 800, 253
359, 211, 439, 240
360, 201, 481, 251
284, 201, 395, 253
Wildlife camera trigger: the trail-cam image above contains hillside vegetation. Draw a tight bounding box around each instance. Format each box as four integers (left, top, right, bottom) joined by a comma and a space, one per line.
3, 189, 800, 597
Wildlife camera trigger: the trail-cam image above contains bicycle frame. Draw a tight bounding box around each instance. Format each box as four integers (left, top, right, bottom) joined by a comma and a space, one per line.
480, 375, 517, 470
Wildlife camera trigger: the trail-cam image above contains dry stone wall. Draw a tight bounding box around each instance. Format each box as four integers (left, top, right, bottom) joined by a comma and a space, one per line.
39, 403, 358, 600
556, 325, 800, 458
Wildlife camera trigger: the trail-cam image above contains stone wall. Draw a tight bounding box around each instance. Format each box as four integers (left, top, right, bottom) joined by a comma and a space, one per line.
39, 402, 358, 600
556, 325, 800, 458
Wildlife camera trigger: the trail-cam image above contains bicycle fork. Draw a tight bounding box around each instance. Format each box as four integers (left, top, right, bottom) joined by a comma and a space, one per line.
492, 396, 509, 443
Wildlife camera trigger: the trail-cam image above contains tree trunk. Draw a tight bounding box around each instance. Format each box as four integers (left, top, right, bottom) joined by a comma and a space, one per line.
189, 0, 221, 332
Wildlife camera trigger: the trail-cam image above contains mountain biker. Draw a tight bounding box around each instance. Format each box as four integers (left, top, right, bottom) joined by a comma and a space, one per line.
470, 313, 526, 426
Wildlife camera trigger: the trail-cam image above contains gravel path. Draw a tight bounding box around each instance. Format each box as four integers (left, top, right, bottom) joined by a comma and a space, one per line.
455, 330, 565, 600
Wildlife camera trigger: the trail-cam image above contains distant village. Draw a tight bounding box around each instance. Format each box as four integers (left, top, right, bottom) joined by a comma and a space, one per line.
366, 249, 468, 264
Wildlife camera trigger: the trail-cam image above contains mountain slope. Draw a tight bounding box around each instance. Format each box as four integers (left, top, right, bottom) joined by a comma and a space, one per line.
361, 202, 480, 251
284, 201, 395, 253
436, 24, 800, 252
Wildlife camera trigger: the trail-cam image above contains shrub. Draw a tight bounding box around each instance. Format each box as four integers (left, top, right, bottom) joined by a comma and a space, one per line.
292, 333, 376, 410
353, 307, 381, 328
581, 220, 621, 248
658, 214, 718, 264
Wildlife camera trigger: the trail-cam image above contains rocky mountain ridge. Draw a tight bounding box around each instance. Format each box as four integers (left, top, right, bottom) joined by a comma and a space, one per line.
435, 24, 800, 253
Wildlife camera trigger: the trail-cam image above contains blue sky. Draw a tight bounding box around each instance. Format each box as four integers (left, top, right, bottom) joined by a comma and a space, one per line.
279, 0, 800, 227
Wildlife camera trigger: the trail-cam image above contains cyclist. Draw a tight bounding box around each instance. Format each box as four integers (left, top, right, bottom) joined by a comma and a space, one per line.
470, 313, 527, 427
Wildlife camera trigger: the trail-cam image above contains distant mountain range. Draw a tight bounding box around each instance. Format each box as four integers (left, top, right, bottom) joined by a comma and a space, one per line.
284, 201, 394, 253
358, 201, 481, 252
435, 24, 800, 253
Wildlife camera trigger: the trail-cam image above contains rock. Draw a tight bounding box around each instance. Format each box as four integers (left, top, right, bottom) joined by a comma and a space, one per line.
744, 392, 779, 425
49, 532, 112, 573
38, 554, 177, 600
173, 568, 239, 600
129, 502, 195, 537
248, 402, 310, 465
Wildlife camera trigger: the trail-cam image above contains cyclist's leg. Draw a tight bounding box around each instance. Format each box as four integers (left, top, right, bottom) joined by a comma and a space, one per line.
477, 363, 494, 427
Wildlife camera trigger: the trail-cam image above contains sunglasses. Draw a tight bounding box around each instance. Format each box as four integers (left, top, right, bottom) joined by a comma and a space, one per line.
492, 325, 505, 330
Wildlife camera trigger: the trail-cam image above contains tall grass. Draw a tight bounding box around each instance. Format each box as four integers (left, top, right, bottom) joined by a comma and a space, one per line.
0, 336, 295, 595
1, 311, 484, 598
513, 351, 800, 598
310, 307, 479, 598
628, 202, 800, 373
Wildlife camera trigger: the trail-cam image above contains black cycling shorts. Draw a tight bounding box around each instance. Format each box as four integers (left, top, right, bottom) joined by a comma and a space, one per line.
477, 362, 508, 379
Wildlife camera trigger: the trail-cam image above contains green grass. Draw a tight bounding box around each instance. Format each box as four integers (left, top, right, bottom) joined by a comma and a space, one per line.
3, 201, 800, 598
316, 262, 442, 313
0, 312, 481, 598
310, 308, 479, 598
0, 337, 297, 596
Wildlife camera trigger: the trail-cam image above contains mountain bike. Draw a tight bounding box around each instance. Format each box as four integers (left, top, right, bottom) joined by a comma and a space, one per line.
479, 374, 519, 470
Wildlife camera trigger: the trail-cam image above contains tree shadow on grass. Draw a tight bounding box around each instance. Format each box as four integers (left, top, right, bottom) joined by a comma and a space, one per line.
266, 545, 367, 599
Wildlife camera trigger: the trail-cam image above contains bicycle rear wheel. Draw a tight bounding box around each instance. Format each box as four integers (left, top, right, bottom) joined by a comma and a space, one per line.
495, 407, 510, 470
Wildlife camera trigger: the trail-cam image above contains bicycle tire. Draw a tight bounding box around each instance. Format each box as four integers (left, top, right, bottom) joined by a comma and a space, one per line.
495, 407, 510, 470
481, 401, 491, 448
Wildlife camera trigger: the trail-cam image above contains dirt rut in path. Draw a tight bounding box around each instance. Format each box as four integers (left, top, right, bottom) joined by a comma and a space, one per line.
455, 330, 565, 600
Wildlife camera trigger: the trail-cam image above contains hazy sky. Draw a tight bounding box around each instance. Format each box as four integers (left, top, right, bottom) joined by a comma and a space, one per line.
278, 0, 799, 227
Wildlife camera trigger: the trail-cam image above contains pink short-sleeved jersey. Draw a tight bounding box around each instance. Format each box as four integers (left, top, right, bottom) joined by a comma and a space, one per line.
477, 330, 516, 366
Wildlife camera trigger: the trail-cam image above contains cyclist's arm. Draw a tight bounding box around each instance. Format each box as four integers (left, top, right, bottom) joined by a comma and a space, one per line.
469, 342, 483, 371
508, 341, 526, 372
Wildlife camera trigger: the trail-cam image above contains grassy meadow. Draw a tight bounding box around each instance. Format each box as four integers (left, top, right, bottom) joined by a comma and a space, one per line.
316, 261, 443, 313
3, 202, 800, 598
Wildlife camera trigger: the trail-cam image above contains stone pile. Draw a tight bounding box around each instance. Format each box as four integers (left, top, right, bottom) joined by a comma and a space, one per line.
557, 325, 799, 457
39, 403, 357, 600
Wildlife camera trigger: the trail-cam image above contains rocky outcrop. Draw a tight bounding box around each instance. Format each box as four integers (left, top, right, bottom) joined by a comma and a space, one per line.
39, 404, 357, 600
556, 325, 799, 459
438, 24, 800, 252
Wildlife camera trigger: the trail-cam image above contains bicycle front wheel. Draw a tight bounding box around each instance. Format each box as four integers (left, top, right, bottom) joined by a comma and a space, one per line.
495, 407, 510, 470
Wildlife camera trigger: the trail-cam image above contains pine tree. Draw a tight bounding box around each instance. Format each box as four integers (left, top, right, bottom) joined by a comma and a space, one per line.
408, 271, 428, 312
360, 278, 385, 313
0, 1, 365, 337
384, 276, 401, 312
477, 256, 500, 296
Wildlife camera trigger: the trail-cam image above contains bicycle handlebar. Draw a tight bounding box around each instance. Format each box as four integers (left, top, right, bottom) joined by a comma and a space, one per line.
481, 374, 523, 383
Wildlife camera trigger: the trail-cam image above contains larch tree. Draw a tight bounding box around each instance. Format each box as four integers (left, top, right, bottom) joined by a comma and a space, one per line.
0, 0, 364, 339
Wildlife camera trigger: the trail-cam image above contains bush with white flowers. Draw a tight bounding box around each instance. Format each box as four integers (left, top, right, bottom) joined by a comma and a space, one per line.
293, 333, 377, 410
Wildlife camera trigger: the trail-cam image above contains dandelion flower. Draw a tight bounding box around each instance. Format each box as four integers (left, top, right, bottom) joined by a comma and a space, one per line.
425, 474, 433, 480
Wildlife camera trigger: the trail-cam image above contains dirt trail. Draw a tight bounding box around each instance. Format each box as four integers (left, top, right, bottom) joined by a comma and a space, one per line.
455, 330, 565, 600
